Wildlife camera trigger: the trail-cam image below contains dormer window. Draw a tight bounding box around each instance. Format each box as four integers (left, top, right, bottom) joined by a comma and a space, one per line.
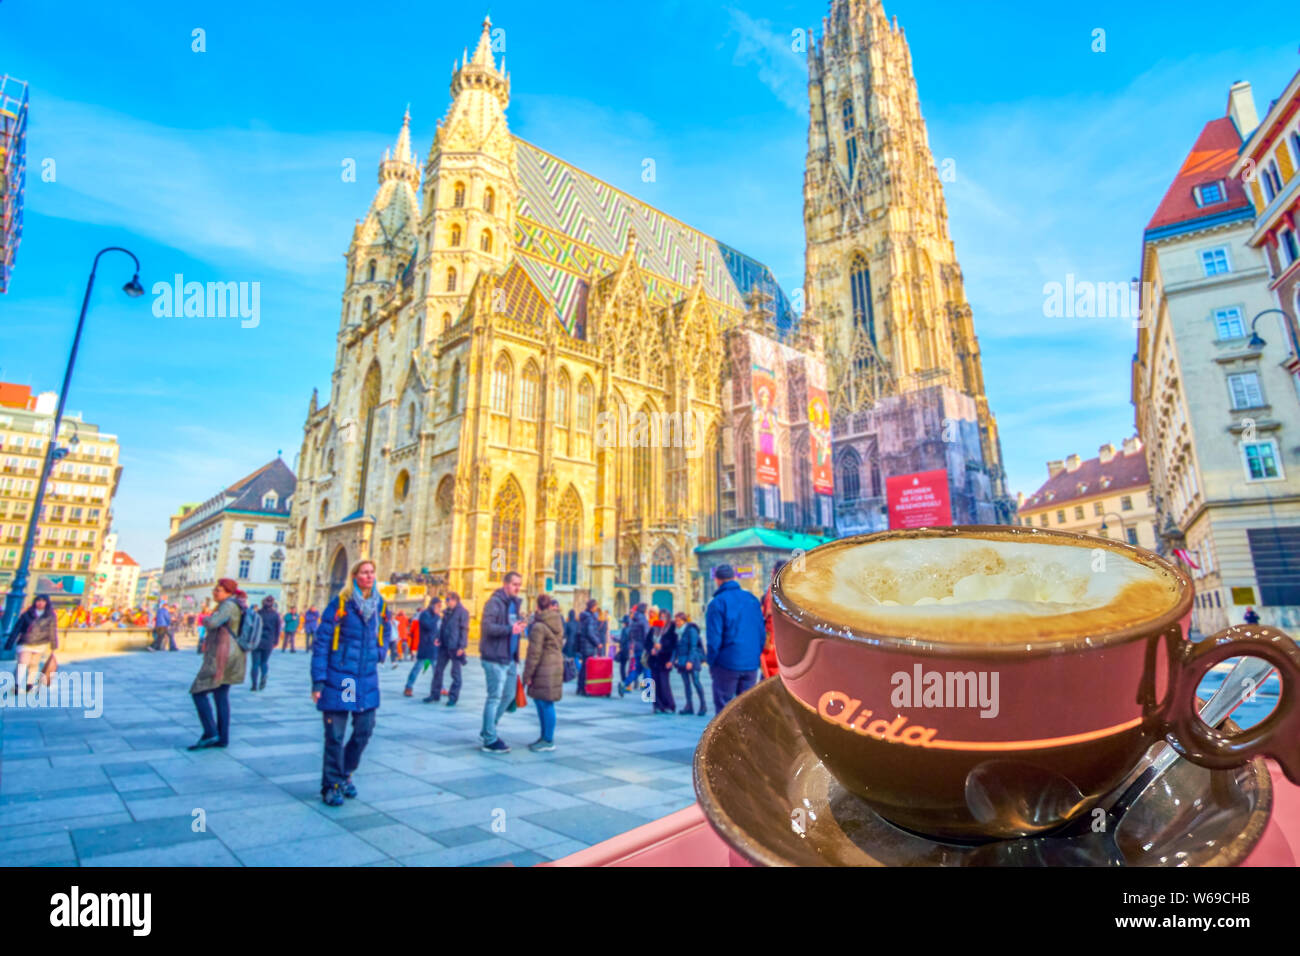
1194, 181, 1224, 207
263, 492, 278, 509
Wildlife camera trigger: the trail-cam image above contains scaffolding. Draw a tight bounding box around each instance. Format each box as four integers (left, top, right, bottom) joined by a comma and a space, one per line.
1, 74, 29, 294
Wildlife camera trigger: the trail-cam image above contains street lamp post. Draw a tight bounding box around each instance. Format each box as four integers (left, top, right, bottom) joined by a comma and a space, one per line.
0, 248, 143, 655
1246, 307, 1300, 356
1098, 511, 1128, 542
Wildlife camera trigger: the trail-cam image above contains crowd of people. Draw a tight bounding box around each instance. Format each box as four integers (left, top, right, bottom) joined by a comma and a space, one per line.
7, 557, 781, 811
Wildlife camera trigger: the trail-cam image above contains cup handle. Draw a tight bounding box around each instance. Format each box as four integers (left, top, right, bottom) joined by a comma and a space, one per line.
1164, 624, 1300, 783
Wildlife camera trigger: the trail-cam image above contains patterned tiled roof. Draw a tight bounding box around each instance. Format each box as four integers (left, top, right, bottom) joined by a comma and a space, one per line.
513, 138, 793, 335
1021, 448, 1150, 511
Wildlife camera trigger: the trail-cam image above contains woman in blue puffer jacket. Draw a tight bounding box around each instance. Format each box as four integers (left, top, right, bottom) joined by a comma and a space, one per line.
311, 558, 392, 806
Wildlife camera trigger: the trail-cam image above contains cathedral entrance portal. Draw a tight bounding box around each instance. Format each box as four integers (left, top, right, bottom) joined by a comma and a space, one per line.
651, 589, 673, 614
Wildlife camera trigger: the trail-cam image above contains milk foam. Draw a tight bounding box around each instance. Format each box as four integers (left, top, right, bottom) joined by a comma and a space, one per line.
783, 535, 1178, 640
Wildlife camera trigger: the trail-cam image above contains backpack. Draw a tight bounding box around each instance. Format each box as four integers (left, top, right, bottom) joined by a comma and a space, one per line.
234, 604, 263, 652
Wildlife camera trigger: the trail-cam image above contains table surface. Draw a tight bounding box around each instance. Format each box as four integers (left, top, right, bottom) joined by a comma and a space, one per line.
545, 760, 1300, 867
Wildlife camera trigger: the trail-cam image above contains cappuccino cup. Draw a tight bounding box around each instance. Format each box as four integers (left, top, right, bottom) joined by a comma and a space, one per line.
773, 525, 1300, 841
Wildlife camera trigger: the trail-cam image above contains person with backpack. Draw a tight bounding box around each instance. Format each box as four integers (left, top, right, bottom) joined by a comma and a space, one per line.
188, 579, 247, 750
427, 592, 469, 706
4, 593, 58, 693
405, 596, 441, 697
282, 607, 300, 652
672, 611, 707, 715
250, 596, 280, 691
312, 559, 391, 806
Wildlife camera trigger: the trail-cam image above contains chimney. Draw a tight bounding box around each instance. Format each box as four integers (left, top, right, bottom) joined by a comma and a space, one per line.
1227, 81, 1259, 141
1122, 435, 1142, 456
1047, 460, 1065, 478
1065, 453, 1082, 472
1098, 443, 1116, 464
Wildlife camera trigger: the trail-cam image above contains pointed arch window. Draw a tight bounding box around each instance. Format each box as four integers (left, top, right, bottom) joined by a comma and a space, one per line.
367, 259, 377, 282
519, 361, 540, 420
404, 403, 416, 440
450, 224, 461, 246
442, 311, 452, 331
480, 229, 493, 253
554, 487, 581, 586
449, 359, 462, 415
651, 542, 674, 585
453, 182, 465, 207
483, 188, 495, 214
839, 449, 862, 501
849, 253, 875, 346
446, 268, 457, 292
435, 475, 455, 519
491, 352, 513, 414
576, 378, 593, 432
556, 369, 571, 428
362, 296, 372, 319
842, 98, 858, 185
489, 478, 524, 582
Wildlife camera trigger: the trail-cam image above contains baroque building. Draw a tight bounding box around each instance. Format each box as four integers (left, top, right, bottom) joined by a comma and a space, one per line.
286, 18, 803, 624
804, 0, 1012, 533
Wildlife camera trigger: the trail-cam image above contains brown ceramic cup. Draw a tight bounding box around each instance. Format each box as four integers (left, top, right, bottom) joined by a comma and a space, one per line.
772, 525, 1300, 841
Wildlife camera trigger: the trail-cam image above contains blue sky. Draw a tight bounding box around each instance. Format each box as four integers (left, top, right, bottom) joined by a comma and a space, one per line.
0, 0, 1296, 567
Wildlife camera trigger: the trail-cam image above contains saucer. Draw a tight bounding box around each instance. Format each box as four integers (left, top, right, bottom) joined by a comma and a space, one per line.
694, 677, 1273, 866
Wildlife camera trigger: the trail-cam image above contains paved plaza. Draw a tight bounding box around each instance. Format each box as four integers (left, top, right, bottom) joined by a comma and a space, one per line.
0, 640, 720, 866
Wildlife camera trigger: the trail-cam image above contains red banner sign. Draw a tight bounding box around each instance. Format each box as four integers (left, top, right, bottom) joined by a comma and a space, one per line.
753, 362, 779, 487
886, 469, 953, 529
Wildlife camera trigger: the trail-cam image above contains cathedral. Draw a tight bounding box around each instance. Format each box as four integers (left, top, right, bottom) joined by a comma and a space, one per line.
285, 1, 1012, 624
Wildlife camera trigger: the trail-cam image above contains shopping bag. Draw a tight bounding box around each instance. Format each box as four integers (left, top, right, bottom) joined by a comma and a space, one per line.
563, 657, 577, 682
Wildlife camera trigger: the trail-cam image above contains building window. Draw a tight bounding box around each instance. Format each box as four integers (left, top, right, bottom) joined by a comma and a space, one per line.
576, 378, 593, 432
1228, 372, 1264, 410
453, 182, 465, 207
243, 527, 254, 541
554, 488, 581, 587
1214, 307, 1245, 339
484, 187, 494, 214
275, 529, 285, 543
450, 224, 461, 246
1282, 229, 1299, 268
489, 478, 524, 582
1126, 527, 1139, 546
650, 542, 675, 585
1291, 131, 1300, 172
270, 560, 282, 581
450, 359, 462, 415
1038, 514, 1048, 527
480, 230, 493, 253
840, 451, 862, 501
262, 492, 278, 509
446, 268, 457, 292
1194, 182, 1223, 205
841, 97, 858, 184
238, 559, 251, 579
1264, 160, 1283, 202
1073, 506, 1084, 520
367, 260, 376, 282
491, 353, 512, 414
1056, 509, 1065, 523
1093, 501, 1104, 516
1120, 495, 1133, 511
519, 363, 539, 420
556, 370, 570, 428
1243, 441, 1282, 480
362, 296, 372, 318
849, 253, 875, 346
394, 470, 410, 501
1201, 248, 1230, 276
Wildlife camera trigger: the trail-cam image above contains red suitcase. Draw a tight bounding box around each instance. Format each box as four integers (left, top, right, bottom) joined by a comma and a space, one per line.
583, 656, 613, 697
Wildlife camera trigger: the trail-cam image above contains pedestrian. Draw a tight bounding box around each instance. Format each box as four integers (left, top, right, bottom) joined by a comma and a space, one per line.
705, 564, 766, 714
282, 607, 300, 652
149, 600, 173, 652
598, 608, 610, 656
303, 606, 320, 645
428, 592, 468, 706
522, 594, 564, 752
649, 612, 678, 713
188, 579, 247, 750
4, 593, 58, 693
575, 599, 601, 695
196, 608, 209, 654
312, 559, 391, 806
405, 596, 441, 697
760, 560, 787, 680
479, 571, 526, 753
393, 610, 409, 666
250, 596, 280, 691
672, 611, 707, 715
185, 612, 196, 637
619, 603, 649, 696
1244, 607, 1261, 625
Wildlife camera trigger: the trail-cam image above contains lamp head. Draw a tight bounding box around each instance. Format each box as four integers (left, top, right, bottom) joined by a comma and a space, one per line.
1248, 331, 1266, 349
123, 274, 145, 298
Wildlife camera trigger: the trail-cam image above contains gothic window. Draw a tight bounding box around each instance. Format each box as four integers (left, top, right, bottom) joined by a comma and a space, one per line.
554, 487, 581, 586
404, 403, 416, 440
556, 369, 570, 428
446, 268, 457, 292
484, 188, 495, 214
491, 352, 513, 415
442, 311, 452, 331
489, 477, 524, 581
421, 272, 428, 296
450, 225, 461, 246
435, 475, 455, 519
327, 449, 335, 473
449, 359, 461, 415
842, 98, 858, 185
839, 449, 862, 501
320, 499, 330, 523
362, 296, 372, 318
576, 377, 593, 432
520, 361, 540, 420
850, 253, 875, 346
367, 259, 377, 282
394, 470, 410, 501
453, 182, 465, 207
651, 542, 674, 584
480, 230, 493, 253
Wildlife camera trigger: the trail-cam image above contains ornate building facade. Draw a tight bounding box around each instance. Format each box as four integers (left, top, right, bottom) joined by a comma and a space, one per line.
804, 0, 1013, 533
285, 18, 803, 623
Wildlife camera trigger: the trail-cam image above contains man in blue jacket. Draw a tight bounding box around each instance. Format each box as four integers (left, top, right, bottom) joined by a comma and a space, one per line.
705, 564, 765, 715
479, 572, 525, 753
430, 592, 469, 706
312, 559, 391, 806
406, 596, 441, 697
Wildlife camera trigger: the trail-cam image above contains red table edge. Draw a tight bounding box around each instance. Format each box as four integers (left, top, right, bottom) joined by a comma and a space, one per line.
543, 761, 1299, 867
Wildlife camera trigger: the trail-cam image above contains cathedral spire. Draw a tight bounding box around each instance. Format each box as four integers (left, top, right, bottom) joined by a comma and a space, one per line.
379, 108, 418, 185
471, 16, 496, 69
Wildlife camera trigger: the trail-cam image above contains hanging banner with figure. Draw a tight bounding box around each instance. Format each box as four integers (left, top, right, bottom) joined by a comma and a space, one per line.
807, 360, 833, 496
751, 338, 780, 487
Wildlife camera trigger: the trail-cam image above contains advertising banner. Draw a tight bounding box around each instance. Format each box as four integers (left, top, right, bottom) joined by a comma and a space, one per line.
752, 346, 780, 488
807, 360, 833, 496
886, 469, 953, 529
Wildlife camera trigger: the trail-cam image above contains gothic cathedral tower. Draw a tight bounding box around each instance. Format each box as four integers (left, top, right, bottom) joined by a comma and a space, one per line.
804, 0, 1009, 520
